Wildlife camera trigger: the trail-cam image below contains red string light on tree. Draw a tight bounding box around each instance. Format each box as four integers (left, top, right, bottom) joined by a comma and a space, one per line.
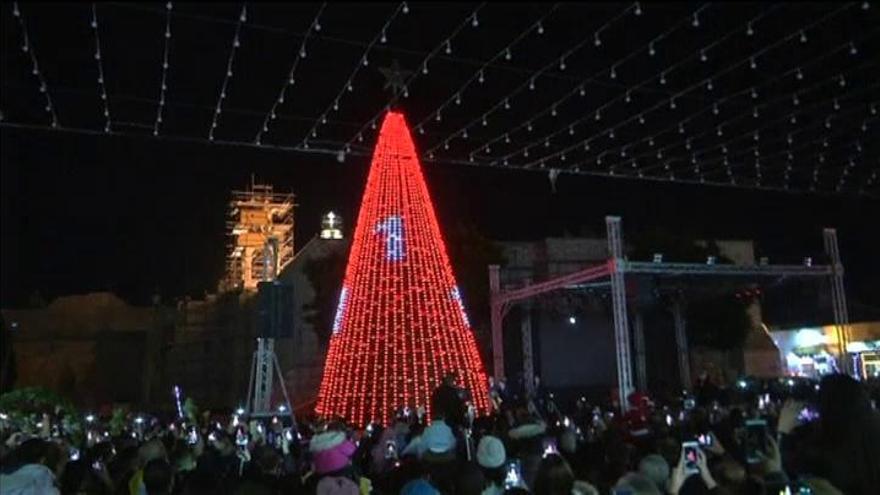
315, 111, 491, 426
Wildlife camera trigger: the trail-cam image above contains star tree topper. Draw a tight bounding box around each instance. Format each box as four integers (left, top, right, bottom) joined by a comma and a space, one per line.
379, 59, 413, 98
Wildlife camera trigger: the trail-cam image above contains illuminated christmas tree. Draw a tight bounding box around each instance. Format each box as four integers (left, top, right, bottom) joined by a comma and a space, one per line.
315, 111, 490, 425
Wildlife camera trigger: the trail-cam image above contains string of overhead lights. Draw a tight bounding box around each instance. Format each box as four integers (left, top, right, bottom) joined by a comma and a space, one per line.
624, 59, 877, 179
499, 2, 862, 170
409, 3, 563, 138
254, 2, 326, 146
9, 2, 58, 128
420, 2, 642, 153
672, 94, 874, 179
298, 2, 408, 150
339, 3, 487, 156
153, 2, 173, 136
557, 36, 877, 181
90, 3, 113, 133
208, 3, 247, 141
443, 2, 727, 161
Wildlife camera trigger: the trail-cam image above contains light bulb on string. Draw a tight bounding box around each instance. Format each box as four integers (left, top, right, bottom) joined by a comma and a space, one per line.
849, 42, 858, 55
362, 56, 369, 66
455, 93, 461, 105
752, 106, 759, 118
795, 67, 803, 80
560, 58, 566, 71
240, 6, 246, 22
838, 75, 846, 87
300, 47, 307, 58
609, 128, 615, 139
544, 138, 550, 148
692, 12, 700, 27
800, 30, 808, 43
527, 121, 533, 132
568, 125, 575, 136
422, 63, 428, 75
706, 79, 713, 91
381, 30, 387, 43
505, 134, 511, 144
793, 94, 799, 106
445, 40, 452, 54
583, 141, 590, 151
529, 78, 536, 90
505, 48, 512, 60
678, 122, 685, 134
749, 57, 757, 70
462, 129, 469, 139
635, 2, 642, 15
610, 65, 617, 79
551, 106, 557, 117
833, 99, 840, 111
503, 98, 510, 109
595, 109, 601, 121
315, 20, 322, 31
660, 71, 667, 85
790, 114, 797, 124
638, 114, 645, 124
579, 85, 586, 97
751, 87, 758, 99
670, 97, 677, 109
471, 13, 479, 27
649, 41, 656, 56
537, 21, 544, 35
478, 70, 484, 84
625, 90, 632, 103
594, 32, 602, 47
482, 115, 488, 126
700, 49, 708, 62
402, 2, 409, 14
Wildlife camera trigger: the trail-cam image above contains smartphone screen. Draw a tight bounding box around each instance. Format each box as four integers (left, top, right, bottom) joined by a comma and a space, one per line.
542, 437, 558, 457
745, 419, 767, 464
697, 432, 713, 447
504, 459, 523, 489
682, 441, 700, 474
385, 440, 397, 459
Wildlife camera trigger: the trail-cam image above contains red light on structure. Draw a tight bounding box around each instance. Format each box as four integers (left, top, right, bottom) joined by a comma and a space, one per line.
315, 111, 491, 426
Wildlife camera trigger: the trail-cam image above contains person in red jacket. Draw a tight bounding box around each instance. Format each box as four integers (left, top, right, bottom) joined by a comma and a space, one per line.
623, 392, 654, 438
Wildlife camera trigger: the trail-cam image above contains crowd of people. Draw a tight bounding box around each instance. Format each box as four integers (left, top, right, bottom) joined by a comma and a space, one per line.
1, 372, 879, 495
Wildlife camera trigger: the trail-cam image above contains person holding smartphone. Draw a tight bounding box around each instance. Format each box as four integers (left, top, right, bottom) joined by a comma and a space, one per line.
666, 442, 718, 494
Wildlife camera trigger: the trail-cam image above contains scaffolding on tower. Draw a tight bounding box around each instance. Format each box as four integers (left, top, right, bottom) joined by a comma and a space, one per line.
222, 178, 295, 292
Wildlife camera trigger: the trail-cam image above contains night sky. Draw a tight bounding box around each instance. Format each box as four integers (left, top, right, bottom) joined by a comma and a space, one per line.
1, 3, 878, 315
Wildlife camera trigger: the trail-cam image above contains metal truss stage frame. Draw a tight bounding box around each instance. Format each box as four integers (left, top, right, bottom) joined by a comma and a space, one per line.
489, 216, 850, 411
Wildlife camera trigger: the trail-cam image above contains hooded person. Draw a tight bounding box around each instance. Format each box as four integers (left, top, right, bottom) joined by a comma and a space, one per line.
0, 438, 62, 495
508, 419, 547, 490
407, 420, 459, 493
476, 435, 506, 495
304, 429, 360, 495
309, 430, 358, 478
